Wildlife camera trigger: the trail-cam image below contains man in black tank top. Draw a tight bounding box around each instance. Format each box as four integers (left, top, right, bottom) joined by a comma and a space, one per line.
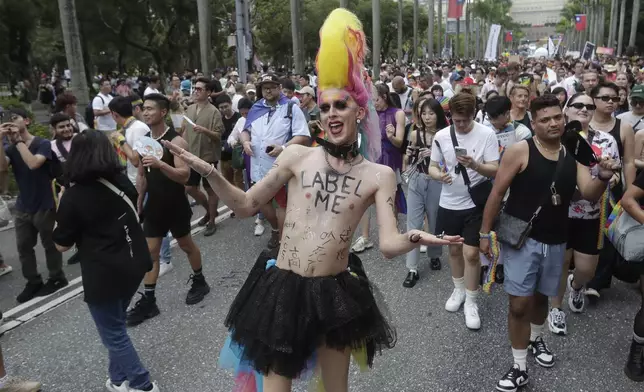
479, 96, 619, 392
126, 94, 210, 327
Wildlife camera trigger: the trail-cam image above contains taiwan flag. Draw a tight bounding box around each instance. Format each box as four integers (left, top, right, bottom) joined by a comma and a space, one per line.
448, 0, 465, 19
575, 14, 587, 31
505, 31, 513, 42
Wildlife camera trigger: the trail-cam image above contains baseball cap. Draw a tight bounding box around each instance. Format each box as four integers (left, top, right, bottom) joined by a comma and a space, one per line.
229, 71, 239, 77
258, 73, 280, 86
631, 85, 644, 100
8, 108, 29, 120
245, 83, 256, 93
296, 86, 315, 96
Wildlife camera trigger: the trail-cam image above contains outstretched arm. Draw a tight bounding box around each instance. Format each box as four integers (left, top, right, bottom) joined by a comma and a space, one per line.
374, 166, 462, 259
164, 140, 298, 218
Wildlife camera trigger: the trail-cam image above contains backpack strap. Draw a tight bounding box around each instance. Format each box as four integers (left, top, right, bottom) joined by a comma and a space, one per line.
56, 138, 70, 160
285, 101, 295, 140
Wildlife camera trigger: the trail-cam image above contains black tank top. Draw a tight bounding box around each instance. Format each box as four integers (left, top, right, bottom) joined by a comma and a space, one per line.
409, 126, 433, 173
504, 139, 577, 245
144, 128, 190, 213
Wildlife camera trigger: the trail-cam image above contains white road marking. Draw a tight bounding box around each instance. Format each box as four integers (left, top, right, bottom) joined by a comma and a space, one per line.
0, 205, 233, 334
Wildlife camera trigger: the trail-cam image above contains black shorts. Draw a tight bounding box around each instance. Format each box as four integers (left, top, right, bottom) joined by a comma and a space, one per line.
435, 206, 482, 247
566, 218, 600, 255
143, 209, 192, 239
186, 161, 218, 188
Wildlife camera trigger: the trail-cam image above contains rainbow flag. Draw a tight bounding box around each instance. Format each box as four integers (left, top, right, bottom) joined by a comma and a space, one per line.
439, 96, 450, 111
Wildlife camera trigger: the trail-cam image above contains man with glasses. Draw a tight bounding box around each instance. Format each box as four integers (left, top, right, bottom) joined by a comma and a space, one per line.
239, 73, 310, 250
182, 77, 224, 237
617, 85, 644, 133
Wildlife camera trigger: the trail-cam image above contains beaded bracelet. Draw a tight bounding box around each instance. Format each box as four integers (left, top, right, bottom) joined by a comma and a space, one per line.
479, 232, 491, 239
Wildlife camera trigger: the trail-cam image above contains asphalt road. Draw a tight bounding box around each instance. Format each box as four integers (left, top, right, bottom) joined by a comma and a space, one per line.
0, 211, 642, 392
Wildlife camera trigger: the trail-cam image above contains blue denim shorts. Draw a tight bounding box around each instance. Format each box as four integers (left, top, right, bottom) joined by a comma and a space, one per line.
503, 238, 566, 297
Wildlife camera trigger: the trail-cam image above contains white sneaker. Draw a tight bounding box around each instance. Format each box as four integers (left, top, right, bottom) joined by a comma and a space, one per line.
254, 222, 265, 236
464, 302, 481, 330
445, 288, 466, 312
547, 308, 567, 336
0, 265, 12, 277
351, 236, 374, 253
158, 262, 174, 277
567, 274, 585, 313
420, 245, 427, 253
105, 379, 129, 392
128, 382, 160, 392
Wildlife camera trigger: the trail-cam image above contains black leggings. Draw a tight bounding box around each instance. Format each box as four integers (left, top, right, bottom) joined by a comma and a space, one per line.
634, 275, 644, 338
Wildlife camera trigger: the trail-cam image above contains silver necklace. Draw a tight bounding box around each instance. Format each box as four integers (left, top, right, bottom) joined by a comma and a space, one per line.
324, 150, 362, 176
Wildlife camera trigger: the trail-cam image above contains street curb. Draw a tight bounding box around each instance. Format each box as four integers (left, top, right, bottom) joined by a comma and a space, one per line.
0, 205, 233, 335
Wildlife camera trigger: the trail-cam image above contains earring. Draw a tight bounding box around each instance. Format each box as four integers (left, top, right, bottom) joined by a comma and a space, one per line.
357, 119, 361, 124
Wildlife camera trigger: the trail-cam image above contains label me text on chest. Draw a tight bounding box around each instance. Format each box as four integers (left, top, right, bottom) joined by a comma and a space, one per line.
300, 171, 363, 214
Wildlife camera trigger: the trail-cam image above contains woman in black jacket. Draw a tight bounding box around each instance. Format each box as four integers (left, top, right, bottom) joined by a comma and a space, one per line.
53, 130, 158, 392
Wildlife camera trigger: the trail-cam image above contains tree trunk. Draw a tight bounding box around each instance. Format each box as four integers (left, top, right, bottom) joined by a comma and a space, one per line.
290, 0, 303, 74
437, 0, 443, 56
428, 0, 434, 59
397, 0, 403, 64
197, 0, 211, 75
617, 0, 626, 55
629, 0, 640, 47
57, 0, 89, 106
413, 0, 419, 63
608, 0, 617, 48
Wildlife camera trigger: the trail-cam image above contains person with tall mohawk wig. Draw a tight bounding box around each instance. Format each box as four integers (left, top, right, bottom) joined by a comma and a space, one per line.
161, 8, 463, 392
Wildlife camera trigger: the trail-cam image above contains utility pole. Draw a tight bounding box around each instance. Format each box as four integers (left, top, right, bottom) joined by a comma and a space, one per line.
456, 17, 460, 58
465, 0, 470, 58
428, 0, 435, 60
373, 0, 381, 70
57, 0, 89, 105
290, 0, 304, 74
197, 0, 211, 75
235, 0, 248, 82
413, 0, 419, 64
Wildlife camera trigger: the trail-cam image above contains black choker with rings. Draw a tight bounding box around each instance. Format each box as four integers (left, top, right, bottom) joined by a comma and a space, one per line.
314, 137, 359, 161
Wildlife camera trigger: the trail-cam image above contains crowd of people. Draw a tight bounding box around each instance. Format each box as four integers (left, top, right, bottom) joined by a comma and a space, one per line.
0, 7, 643, 392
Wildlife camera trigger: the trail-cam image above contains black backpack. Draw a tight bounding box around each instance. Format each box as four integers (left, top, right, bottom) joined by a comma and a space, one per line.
85, 95, 106, 128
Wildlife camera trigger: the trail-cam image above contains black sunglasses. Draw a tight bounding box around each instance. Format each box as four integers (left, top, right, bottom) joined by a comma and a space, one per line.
568, 102, 596, 111
594, 96, 620, 103
631, 99, 644, 107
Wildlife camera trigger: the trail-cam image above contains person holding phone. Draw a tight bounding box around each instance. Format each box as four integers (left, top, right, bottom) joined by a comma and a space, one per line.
427, 92, 500, 330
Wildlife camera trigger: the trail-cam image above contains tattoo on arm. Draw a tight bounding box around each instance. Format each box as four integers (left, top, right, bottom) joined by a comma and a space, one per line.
386, 196, 395, 216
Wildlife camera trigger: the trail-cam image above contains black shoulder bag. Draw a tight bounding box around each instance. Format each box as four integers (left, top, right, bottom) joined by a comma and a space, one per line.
449, 125, 493, 208
494, 147, 565, 249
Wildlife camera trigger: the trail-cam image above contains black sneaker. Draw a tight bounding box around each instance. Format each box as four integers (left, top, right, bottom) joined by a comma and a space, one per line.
67, 252, 80, 265
496, 364, 528, 392
624, 339, 644, 382
186, 275, 210, 305
126, 293, 160, 327
402, 271, 419, 288
35, 277, 69, 297
197, 215, 209, 226
529, 336, 555, 368
430, 258, 441, 270
203, 222, 217, 237
16, 282, 43, 303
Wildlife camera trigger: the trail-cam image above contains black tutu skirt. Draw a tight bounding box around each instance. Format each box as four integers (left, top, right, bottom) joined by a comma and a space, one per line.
224, 250, 396, 379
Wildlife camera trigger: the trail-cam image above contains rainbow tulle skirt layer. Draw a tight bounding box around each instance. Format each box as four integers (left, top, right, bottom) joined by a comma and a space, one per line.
219, 251, 396, 391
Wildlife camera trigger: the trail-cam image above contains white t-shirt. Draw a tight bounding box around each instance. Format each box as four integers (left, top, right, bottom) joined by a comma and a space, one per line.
616, 111, 644, 133
430, 122, 500, 210
143, 86, 160, 97
124, 119, 150, 185
232, 94, 244, 113
92, 93, 117, 131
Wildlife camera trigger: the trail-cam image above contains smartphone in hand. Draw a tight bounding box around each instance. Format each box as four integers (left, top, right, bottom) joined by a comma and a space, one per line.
265, 146, 275, 153
455, 147, 468, 157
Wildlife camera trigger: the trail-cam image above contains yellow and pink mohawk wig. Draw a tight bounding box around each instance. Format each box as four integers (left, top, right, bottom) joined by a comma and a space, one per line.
316, 8, 381, 162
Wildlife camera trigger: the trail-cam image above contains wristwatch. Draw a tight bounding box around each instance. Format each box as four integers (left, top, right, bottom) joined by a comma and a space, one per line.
119, 139, 126, 146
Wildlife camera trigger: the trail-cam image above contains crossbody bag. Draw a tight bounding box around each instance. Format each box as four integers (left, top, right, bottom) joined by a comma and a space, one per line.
449, 125, 493, 208
494, 148, 565, 249
97, 178, 139, 223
